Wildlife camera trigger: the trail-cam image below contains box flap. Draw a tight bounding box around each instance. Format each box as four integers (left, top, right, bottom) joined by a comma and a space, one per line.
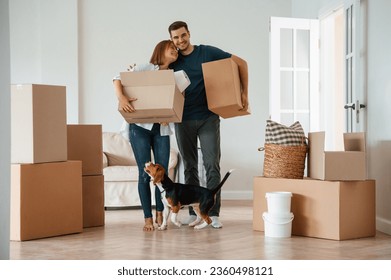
344, 132, 366, 152
308, 132, 326, 179
120, 70, 175, 86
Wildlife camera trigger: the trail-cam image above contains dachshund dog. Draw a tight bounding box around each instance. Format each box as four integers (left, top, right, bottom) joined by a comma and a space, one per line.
144, 162, 233, 230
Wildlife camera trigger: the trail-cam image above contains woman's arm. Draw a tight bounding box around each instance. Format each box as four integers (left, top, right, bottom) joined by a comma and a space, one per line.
113, 78, 137, 113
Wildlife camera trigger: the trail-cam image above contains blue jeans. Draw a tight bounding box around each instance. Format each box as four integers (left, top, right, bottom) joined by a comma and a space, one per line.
174, 114, 221, 216
129, 123, 170, 219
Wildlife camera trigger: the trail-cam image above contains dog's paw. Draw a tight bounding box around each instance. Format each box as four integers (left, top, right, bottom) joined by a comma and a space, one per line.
174, 222, 182, 228
157, 225, 167, 231
189, 217, 201, 227
194, 221, 208, 230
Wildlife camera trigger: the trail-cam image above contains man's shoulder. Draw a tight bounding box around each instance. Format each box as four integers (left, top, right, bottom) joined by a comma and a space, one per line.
198, 44, 231, 61
197, 44, 218, 51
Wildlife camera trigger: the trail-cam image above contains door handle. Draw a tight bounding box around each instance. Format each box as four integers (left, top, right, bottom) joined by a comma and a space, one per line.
344, 101, 366, 124
344, 102, 366, 110
344, 103, 356, 110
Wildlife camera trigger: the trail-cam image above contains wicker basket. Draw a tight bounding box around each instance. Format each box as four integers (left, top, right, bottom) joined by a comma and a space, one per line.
261, 143, 307, 179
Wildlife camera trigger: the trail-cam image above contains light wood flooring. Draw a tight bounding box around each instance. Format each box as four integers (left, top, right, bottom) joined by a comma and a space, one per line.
10, 200, 391, 260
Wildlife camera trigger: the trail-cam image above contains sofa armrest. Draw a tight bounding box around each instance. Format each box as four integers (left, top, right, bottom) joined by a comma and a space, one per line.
103, 152, 108, 168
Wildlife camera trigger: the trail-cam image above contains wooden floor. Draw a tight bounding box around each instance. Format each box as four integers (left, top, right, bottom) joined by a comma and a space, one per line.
10, 200, 391, 260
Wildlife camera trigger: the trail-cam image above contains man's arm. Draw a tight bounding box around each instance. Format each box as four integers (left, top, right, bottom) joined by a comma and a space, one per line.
231, 55, 249, 111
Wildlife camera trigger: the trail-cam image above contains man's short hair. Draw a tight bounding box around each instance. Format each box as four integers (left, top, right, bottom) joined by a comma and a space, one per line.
168, 21, 189, 34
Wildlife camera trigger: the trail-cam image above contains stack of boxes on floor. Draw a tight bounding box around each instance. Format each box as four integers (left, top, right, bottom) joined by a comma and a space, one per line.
10, 84, 104, 241
253, 131, 376, 240
67, 124, 104, 228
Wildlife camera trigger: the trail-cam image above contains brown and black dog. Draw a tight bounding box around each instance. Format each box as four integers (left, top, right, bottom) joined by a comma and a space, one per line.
144, 162, 233, 230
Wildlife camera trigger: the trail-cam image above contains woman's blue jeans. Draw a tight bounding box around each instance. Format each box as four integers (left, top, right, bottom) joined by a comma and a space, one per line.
129, 123, 170, 219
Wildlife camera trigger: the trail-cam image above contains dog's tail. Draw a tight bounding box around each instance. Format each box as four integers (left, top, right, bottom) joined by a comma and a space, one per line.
211, 169, 234, 195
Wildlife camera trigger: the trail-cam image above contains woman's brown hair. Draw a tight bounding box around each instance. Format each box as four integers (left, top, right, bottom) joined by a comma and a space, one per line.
149, 40, 174, 66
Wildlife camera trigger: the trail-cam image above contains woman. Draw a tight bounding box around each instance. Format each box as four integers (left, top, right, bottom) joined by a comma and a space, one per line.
113, 40, 178, 231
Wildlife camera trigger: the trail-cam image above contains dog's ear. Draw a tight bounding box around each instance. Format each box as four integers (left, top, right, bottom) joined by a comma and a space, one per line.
153, 166, 164, 184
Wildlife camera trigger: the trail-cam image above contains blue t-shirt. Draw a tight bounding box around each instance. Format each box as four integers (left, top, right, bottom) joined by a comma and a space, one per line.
170, 45, 231, 121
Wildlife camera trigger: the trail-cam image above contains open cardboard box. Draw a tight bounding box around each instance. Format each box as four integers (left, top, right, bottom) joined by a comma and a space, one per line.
308, 131, 366, 181
119, 70, 188, 123
202, 58, 250, 118
253, 176, 376, 240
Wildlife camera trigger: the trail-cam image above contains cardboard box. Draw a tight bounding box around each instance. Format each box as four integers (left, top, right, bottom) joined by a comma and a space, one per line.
119, 70, 185, 123
67, 124, 103, 175
202, 58, 250, 118
253, 176, 376, 240
82, 175, 105, 228
308, 132, 366, 180
10, 161, 83, 241
11, 84, 67, 164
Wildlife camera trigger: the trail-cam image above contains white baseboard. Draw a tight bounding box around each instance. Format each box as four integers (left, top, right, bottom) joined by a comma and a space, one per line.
376, 216, 391, 235
221, 191, 252, 200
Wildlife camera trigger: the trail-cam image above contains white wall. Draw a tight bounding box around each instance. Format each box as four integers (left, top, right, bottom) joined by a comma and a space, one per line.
0, 0, 10, 260
10, 0, 79, 124
291, 0, 391, 235
10, 0, 292, 198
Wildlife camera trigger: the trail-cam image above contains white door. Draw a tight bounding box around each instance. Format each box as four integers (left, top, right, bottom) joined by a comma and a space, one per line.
269, 17, 319, 134
270, 0, 367, 145
344, 0, 367, 133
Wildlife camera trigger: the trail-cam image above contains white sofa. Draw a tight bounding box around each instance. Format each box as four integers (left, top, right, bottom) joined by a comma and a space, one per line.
102, 132, 178, 208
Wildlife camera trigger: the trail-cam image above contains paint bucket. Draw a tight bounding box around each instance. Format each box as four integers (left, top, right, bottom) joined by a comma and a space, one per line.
265, 191, 292, 214
262, 212, 294, 238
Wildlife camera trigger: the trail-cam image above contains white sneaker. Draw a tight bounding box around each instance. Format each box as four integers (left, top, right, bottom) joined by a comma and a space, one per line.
211, 216, 223, 228
180, 215, 197, 225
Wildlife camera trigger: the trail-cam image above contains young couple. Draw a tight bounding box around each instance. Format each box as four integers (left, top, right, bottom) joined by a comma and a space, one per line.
113, 21, 248, 231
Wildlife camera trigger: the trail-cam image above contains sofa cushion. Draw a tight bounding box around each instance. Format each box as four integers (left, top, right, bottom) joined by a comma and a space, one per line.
102, 132, 136, 166
103, 165, 139, 182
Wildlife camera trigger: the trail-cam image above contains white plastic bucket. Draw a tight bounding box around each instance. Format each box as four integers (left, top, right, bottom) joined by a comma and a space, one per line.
262, 212, 294, 238
265, 191, 292, 214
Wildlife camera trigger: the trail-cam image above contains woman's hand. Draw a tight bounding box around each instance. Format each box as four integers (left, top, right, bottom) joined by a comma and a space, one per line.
119, 95, 137, 113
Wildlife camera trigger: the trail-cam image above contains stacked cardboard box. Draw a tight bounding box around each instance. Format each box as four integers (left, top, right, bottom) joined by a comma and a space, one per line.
253, 131, 376, 240
10, 84, 83, 241
67, 125, 104, 228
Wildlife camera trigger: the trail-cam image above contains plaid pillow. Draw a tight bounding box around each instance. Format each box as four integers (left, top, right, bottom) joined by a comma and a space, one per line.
265, 120, 306, 146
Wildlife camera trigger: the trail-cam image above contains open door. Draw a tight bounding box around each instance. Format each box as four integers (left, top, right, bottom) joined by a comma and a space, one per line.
270, 0, 367, 149
269, 17, 319, 134
344, 0, 367, 133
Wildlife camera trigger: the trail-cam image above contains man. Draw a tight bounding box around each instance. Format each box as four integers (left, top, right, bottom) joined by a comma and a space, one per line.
168, 21, 248, 228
